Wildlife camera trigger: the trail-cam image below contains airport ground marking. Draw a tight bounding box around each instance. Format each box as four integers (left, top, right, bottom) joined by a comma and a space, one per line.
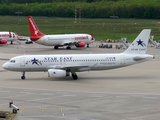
20, 45, 26, 48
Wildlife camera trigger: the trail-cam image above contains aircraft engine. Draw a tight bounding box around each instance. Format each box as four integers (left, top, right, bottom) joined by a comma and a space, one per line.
75, 42, 85, 47
48, 69, 69, 78
0, 39, 7, 44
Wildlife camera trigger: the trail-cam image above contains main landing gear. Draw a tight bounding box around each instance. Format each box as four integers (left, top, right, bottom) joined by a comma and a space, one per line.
66, 46, 71, 50
54, 46, 59, 49
21, 72, 25, 80
72, 72, 78, 80
10, 41, 13, 45
87, 44, 89, 48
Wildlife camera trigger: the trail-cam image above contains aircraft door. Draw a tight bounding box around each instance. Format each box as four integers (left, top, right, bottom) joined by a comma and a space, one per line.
120, 55, 125, 65
20, 57, 25, 67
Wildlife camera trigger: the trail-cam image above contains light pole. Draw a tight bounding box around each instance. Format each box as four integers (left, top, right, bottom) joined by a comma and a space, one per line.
110, 14, 118, 41
15, 10, 23, 35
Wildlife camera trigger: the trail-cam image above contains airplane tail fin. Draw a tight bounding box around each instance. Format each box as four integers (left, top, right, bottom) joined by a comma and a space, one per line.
14, 31, 19, 39
28, 16, 45, 42
123, 29, 151, 54
91, 33, 94, 40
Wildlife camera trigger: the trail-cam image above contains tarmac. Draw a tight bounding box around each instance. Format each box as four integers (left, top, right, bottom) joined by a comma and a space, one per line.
0, 41, 160, 120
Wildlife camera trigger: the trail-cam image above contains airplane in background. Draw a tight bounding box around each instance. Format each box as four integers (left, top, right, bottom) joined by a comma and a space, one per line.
3, 29, 154, 80
0, 31, 19, 45
28, 16, 95, 49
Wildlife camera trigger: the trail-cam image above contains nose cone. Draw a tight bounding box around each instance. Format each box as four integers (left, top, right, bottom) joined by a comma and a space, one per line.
3, 62, 8, 70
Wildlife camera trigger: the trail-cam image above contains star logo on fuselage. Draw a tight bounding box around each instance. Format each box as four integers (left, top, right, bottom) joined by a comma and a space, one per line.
136, 39, 146, 47
31, 58, 41, 66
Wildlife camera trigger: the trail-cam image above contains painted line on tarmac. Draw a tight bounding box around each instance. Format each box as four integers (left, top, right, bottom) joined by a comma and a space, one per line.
20, 45, 26, 48
116, 96, 130, 99
127, 113, 160, 120
41, 93, 53, 96
2, 93, 36, 99
0, 90, 10, 93
28, 95, 64, 102
89, 95, 103, 98
143, 96, 157, 99
19, 115, 75, 119
23, 97, 103, 108
57, 97, 103, 105
20, 92, 31, 94
63, 94, 76, 97
1, 86, 160, 96
57, 91, 68, 93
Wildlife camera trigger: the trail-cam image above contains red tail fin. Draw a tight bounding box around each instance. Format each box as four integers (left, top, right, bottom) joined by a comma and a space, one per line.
14, 31, 19, 39
28, 16, 45, 42
91, 33, 94, 40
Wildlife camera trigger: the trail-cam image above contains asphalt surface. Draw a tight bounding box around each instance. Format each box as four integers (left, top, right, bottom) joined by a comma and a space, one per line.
0, 41, 160, 120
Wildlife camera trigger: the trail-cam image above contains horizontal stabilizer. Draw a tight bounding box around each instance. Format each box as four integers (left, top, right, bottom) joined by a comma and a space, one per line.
133, 56, 146, 61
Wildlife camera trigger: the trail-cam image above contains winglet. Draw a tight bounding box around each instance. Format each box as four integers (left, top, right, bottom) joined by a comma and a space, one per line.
123, 29, 151, 54
28, 16, 45, 42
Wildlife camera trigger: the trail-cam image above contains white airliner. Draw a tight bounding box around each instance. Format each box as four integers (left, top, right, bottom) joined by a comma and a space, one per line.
3, 29, 154, 80
28, 16, 95, 49
0, 31, 19, 45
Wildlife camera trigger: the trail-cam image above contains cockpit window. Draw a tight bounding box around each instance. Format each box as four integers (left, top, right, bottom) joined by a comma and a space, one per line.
10, 60, 15, 63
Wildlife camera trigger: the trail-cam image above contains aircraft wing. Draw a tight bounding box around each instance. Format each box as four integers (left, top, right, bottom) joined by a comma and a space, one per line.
59, 41, 77, 46
19, 36, 30, 41
47, 65, 90, 71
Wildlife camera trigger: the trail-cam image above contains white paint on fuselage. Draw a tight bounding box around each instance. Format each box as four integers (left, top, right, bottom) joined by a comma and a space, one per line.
3, 53, 153, 72
36, 34, 93, 46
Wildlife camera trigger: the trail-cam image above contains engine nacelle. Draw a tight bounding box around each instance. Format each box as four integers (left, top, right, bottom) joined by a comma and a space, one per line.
75, 42, 85, 47
48, 69, 69, 78
0, 39, 7, 44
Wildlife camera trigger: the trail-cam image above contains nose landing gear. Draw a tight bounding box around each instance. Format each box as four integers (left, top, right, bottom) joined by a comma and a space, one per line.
21, 72, 25, 80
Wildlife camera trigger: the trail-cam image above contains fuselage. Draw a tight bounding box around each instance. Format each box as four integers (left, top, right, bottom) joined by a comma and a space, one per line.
35, 34, 94, 46
3, 53, 153, 72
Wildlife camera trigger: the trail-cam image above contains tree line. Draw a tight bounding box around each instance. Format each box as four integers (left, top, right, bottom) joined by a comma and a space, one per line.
0, 0, 159, 19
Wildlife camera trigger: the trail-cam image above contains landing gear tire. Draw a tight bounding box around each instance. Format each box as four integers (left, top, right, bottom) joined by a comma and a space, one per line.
21, 76, 25, 80
11, 41, 13, 45
13, 109, 17, 113
87, 44, 89, 48
72, 73, 78, 80
54, 46, 58, 49
21, 72, 25, 80
66, 46, 71, 50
